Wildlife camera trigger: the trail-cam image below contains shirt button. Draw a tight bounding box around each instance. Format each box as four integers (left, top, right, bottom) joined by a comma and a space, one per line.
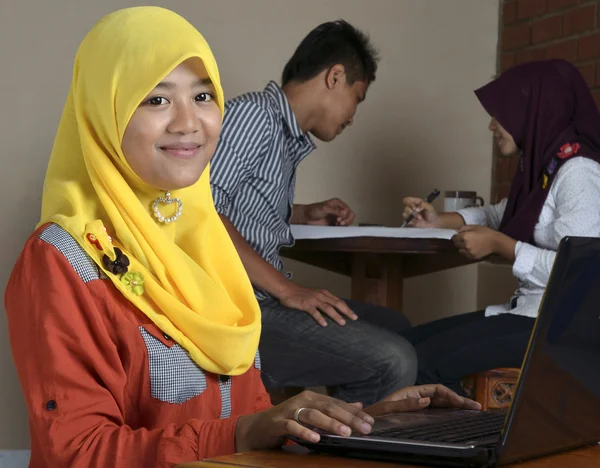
163, 334, 171, 341
46, 400, 57, 411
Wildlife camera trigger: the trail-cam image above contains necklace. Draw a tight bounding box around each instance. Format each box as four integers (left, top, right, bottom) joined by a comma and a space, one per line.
152, 191, 183, 224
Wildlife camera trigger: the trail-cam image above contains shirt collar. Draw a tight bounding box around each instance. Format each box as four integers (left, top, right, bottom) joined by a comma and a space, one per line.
264, 81, 307, 140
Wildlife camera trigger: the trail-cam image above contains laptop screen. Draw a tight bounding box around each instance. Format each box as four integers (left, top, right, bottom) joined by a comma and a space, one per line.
498, 236, 600, 465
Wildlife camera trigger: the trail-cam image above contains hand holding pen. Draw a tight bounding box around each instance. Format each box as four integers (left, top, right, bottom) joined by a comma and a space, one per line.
401, 189, 441, 228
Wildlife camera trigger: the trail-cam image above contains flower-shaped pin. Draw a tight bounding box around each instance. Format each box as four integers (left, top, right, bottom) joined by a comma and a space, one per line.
86, 233, 102, 250
121, 271, 145, 295
557, 143, 581, 160
102, 247, 130, 275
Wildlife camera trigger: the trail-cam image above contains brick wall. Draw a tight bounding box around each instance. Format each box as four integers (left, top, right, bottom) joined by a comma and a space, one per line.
493, 0, 600, 201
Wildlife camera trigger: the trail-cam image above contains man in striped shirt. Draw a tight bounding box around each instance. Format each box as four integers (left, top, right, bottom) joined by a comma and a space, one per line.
210, 20, 416, 405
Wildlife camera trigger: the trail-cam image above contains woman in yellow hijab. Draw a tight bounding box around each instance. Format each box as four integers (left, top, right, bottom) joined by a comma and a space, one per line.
5, 6, 479, 467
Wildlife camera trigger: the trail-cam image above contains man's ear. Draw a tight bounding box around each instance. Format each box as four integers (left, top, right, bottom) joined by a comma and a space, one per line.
325, 64, 346, 90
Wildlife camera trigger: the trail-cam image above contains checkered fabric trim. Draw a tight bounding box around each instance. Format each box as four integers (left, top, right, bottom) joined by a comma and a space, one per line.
219, 378, 232, 419
39, 224, 104, 283
254, 350, 261, 370
139, 327, 207, 404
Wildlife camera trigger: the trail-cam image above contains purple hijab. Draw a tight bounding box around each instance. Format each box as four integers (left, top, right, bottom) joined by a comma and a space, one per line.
475, 59, 600, 243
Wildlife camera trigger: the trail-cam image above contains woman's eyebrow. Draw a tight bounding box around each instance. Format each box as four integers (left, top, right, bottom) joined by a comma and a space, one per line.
154, 78, 213, 90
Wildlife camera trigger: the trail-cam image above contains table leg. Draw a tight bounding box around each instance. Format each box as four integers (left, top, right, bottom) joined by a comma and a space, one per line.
350, 253, 403, 310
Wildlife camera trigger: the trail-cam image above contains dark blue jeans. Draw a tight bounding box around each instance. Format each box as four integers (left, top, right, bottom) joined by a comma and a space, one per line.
258, 298, 417, 406
401, 311, 535, 395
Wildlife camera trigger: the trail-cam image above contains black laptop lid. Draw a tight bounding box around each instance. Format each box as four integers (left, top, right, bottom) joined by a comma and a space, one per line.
498, 236, 600, 465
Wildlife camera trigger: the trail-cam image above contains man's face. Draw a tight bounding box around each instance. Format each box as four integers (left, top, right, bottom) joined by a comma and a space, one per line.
311, 75, 368, 142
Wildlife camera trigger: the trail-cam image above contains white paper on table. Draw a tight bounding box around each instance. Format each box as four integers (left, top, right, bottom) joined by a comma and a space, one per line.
290, 225, 457, 240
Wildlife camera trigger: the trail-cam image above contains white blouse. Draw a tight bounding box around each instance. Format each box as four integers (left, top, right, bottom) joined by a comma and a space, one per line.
458, 157, 600, 318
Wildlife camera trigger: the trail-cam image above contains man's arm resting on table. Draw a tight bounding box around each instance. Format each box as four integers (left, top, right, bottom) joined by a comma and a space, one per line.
290, 204, 307, 224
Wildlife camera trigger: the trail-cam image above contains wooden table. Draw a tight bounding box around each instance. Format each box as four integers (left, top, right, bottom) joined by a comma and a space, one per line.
281, 237, 471, 310
181, 443, 600, 467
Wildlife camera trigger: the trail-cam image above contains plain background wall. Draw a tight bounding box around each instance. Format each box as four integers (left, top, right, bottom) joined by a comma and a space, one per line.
0, 0, 501, 449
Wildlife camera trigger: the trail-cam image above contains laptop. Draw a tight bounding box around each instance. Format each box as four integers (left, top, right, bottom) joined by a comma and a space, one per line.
292, 236, 600, 467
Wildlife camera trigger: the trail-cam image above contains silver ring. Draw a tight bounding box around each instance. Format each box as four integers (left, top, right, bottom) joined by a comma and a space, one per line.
293, 407, 308, 424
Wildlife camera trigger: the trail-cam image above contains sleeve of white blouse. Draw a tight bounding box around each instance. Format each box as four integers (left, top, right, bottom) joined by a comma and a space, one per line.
457, 198, 508, 229
513, 158, 600, 288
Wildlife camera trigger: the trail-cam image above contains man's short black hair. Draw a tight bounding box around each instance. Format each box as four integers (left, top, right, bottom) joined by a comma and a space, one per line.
281, 20, 379, 86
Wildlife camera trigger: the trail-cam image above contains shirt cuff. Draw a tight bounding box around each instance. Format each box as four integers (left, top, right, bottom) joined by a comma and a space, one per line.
456, 207, 487, 226
512, 241, 537, 282
195, 415, 241, 459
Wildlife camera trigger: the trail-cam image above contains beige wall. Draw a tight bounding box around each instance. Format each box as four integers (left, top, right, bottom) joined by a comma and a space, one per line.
0, 0, 500, 449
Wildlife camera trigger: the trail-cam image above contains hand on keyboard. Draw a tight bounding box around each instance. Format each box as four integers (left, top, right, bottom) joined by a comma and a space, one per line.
365, 384, 482, 417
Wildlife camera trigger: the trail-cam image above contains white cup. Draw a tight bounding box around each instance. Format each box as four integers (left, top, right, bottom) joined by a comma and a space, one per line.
444, 191, 484, 212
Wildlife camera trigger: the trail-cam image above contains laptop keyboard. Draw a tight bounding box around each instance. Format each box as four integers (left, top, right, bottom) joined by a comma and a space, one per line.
371, 411, 506, 445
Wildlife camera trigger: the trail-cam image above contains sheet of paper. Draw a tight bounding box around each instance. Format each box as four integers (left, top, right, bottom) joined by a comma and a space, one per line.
290, 225, 457, 240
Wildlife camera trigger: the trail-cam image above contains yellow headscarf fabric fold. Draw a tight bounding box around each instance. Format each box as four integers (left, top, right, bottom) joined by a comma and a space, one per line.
39, 6, 261, 375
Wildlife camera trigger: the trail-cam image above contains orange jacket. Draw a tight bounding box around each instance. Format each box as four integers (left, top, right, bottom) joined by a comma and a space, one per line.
5, 223, 272, 467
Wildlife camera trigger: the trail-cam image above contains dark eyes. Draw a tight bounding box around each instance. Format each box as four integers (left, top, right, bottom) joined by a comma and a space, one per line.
145, 93, 215, 106
195, 93, 214, 102
148, 96, 167, 106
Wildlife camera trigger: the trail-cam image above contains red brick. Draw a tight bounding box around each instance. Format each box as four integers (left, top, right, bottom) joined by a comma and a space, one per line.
531, 47, 549, 61
504, 1, 517, 24
501, 53, 516, 72
577, 62, 596, 87
518, 0, 547, 19
563, 5, 597, 35
495, 155, 512, 184
532, 15, 563, 44
592, 88, 600, 111
548, 0, 578, 10
515, 49, 532, 64
547, 38, 579, 60
596, 62, 600, 86
503, 23, 531, 51
578, 33, 600, 61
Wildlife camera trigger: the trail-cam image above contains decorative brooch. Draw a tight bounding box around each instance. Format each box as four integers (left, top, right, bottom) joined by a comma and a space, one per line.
85, 223, 145, 295
121, 271, 145, 296
542, 142, 580, 189
102, 247, 130, 274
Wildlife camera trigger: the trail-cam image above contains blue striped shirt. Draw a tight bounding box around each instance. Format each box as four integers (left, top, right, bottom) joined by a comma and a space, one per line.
210, 81, 316, 299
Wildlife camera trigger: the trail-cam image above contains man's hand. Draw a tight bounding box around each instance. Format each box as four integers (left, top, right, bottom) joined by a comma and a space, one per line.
365, 384, 482, 417
303, 198, 355, 226
235, 390, 374, 452
277, 283, 358, 327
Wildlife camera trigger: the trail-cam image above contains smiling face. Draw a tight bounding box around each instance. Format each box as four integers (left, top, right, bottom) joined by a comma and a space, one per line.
121, 58, 222, 191
489, 117, 518, 157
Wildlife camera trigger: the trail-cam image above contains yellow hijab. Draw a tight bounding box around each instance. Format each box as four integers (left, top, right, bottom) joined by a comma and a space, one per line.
39, 7, 261, 376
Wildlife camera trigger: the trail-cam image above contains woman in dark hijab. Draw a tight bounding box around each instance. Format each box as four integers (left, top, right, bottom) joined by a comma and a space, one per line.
401, 59, 600, 394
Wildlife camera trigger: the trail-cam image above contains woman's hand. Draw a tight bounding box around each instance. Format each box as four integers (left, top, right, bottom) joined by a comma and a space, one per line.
235, 390, 374, 452
402, 197, 441, 228
452, 226, 517, 261
366, 384, 482, 417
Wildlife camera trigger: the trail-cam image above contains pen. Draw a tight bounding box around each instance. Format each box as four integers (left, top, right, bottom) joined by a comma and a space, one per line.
401, 188, 440, 228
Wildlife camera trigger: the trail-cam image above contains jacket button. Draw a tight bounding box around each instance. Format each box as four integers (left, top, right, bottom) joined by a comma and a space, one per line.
46, 400, 57, 411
